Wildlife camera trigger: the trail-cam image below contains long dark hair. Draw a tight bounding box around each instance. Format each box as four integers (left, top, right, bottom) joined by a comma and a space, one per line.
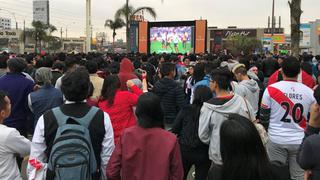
192, 85, 213, 119
135, 93, 164, 129
191, 63, 206, 85
101, 75, 121, 105
220, 114, 275, 180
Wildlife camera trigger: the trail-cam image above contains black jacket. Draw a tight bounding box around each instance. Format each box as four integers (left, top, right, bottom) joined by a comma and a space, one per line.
172, 105, 209, 151
297, 125, 320, 180
208, 161, 290, 180
153, 77, 186, 124
262, 58, 280, 77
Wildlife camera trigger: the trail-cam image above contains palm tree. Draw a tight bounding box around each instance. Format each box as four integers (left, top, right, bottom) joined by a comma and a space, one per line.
32, 21, 47, 52
31, 21, 57, 52
104, 18, 125, 47
115, 3, 157, 51
288, 0, 302, 57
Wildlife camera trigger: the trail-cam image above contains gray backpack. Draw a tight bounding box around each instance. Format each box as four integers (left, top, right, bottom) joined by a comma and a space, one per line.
47, 107, 99, 180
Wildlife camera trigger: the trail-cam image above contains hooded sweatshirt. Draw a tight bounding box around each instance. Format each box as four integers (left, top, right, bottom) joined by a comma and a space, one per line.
190, 75, 211, 104
153, 77, 186, 124
231, 79, 260, 116
118, 58, 139, 91
198, 94, 255, 165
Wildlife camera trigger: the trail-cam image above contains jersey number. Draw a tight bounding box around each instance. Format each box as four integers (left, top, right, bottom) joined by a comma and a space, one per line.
280, 102, 304, 124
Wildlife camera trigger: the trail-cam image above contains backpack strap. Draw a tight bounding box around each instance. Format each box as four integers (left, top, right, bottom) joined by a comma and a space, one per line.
52, 107, 100, 128
72, 107, 99, 128
52, 107, 70, 127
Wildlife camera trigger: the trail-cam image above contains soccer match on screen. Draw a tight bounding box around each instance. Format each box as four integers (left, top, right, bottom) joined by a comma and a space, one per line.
150, 26, 193, 54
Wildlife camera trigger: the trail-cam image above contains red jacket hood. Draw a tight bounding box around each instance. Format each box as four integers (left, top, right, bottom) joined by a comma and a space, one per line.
120, 58, 134, 74
118, 58, 138, 90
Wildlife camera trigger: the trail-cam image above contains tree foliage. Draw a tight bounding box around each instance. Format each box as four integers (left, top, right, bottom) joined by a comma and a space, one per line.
46, 36, 62, 53
224, 35, 263, 55
31, 21, 57, 52
115, 3, 157, 51
104, 18, 125, 45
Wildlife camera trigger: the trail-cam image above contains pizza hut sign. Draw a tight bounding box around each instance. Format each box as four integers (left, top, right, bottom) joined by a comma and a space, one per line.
223, 29, 257, 38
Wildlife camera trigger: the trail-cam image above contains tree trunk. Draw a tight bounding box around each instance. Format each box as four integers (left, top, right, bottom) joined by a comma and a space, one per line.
113, 29, 116, 48
39, 39, 42, 53
289, 0, 302, 57
126, 0, 130, 52
35, 35, 38, 53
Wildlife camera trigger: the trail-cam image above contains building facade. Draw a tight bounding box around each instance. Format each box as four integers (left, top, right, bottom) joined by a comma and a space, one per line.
309, 19, 320, 55
0, 18, 11, 30
299, 20, 320, 55
33, 0, 50, 24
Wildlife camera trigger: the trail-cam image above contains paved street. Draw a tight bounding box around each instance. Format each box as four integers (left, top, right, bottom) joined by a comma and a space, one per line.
21, 160, 195, 179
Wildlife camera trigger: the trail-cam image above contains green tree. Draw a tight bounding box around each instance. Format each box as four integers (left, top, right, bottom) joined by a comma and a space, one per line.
46, 36, 62, 53
224, 35, 262, 55
288, 0, 302, 57
104, 18, 125, 47
31, 21, 57, 53
116, 3, 157, 51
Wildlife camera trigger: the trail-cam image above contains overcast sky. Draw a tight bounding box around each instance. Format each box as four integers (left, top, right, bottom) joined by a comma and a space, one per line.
1, 0, 319, 41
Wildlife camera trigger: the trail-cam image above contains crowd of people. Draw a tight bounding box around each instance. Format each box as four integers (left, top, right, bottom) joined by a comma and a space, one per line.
0, 50, 319, 180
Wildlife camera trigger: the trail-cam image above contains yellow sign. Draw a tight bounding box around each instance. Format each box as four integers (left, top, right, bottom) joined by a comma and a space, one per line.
317, 26, 320, 35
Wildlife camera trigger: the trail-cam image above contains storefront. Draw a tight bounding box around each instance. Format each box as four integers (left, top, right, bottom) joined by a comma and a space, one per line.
207, 27, 264, 53
62, 38, 86, 53
0, 30, 22, 53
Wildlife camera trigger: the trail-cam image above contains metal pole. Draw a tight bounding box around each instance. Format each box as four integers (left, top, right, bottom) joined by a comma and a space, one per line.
66, 27, 67, 39
9, 12, 17, 29
126, 0, 130, 52
270, 0, 275, 54
86, 0, 91, 53
23, 20, 25, 52
60, 27, 63, 39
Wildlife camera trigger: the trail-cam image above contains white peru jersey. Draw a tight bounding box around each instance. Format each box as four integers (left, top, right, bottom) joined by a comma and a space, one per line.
261, 80, 315, 145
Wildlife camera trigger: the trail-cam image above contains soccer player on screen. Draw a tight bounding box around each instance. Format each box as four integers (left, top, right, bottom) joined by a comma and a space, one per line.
166, 31, 174, 52
260, 57, 315, 180
161, 32, 167, 50
172, 31, 180, 53
182, 31, 188, 50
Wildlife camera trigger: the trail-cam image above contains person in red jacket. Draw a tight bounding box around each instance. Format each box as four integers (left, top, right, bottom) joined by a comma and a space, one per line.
118, 58, 140, 91
106, 93, 184, 180
98, 75, 143, 144
268, 69, 315, 89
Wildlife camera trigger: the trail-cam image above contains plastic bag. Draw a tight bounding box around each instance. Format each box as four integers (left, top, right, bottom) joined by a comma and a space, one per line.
28, 159, 47, 180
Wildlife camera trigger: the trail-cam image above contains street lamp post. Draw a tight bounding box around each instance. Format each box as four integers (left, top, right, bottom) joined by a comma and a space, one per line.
65, 22, 75, 39
57, 21, 75, 40
0, 8, 18, 29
